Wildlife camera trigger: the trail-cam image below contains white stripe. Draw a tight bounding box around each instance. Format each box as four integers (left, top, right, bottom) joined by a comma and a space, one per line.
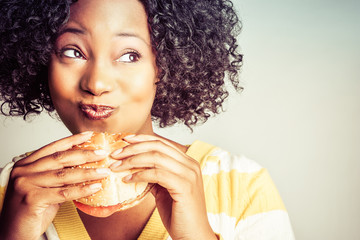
235, 210, 296, 240
166, 212, 238, 240
207, 212, 237, 239
0, 162, 14, 187
44, 223, 60, 240
202, 149, 262, 175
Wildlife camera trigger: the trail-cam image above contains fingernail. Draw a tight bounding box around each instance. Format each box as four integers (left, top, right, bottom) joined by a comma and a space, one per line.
123, 174, 132, 182
110, 160, 122, 169
89, 183, 102, 190
96, 168, 111, 175
124, 134, 136, 140
94, 150, 108, 156
81, 131, 93, 135
78, 131, 93, 140
111, 148, 123, 157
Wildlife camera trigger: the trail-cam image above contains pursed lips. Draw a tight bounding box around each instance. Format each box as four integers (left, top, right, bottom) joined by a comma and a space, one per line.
79, 103, 115, 120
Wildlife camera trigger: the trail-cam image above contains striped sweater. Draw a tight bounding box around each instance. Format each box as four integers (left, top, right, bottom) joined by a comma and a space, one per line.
0, 140, 295, 239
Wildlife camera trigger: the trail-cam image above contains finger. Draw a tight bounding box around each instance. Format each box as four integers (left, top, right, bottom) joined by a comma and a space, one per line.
16, 131, 94, 166
123, 134, 177, 148
17, 149, 109, 175
111, 137, 195, 168
123, 134, 186, 156
24, 167, 111, 187
123, 168, 194, 198
33, 183, 103, 205
110, 151, 190, 178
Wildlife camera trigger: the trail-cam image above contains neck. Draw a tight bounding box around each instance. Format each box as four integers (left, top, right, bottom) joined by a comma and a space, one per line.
78, 193, 156, 240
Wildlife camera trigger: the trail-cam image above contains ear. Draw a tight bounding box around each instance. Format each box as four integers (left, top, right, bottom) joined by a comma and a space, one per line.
154, 65, 161, 84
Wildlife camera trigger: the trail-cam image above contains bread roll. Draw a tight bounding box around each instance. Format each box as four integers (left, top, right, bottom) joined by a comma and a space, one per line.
72, 132, 152, 217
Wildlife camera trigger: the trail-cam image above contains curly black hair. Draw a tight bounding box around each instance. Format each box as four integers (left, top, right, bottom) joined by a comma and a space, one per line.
0, 0, 243, 129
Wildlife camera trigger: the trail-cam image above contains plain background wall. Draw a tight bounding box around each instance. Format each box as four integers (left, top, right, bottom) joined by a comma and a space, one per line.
1, 0, 359, 239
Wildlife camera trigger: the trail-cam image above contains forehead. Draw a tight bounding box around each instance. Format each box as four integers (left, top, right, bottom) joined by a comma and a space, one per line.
65, 0, 149, 40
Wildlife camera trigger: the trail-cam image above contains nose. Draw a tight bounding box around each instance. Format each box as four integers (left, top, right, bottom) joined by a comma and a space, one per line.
80, 60, 115, 96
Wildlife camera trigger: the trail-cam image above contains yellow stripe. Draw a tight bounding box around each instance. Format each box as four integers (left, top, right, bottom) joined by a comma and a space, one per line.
186, 140, 217, 168
138, 208, 168, 240
203, 168, 286, 223
53, 201, 91, 240
0, 185, 6, 213
186, 141, 286, 223
52, 201, 169, 240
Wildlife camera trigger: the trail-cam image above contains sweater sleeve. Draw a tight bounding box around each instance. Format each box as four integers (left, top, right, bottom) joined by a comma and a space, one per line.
232, 168, 295, 239
197, 146, 295, 239
0, 161, 15, 213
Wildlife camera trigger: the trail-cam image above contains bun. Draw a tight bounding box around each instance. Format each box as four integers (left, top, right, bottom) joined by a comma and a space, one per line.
72, 132, 152, 217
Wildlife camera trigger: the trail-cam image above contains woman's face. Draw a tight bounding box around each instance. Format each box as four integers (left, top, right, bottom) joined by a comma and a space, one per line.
48, 0, 158, 135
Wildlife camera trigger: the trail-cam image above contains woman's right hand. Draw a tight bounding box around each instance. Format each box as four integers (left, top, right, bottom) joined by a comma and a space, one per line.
0, 132, 110, 240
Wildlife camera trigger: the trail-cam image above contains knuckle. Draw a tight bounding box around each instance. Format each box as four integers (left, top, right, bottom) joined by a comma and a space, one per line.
190, 160, 202, 174
55, 168, 67, 179
10, 166, 22, 179
80, 149, 92, 157
83, 149, 93, 158
195, 163, 202, 175
152, 150, 162, 158
13, 159, 24, 168
23, 189, 39, 205
12, 176, 27, 193
84, 169, 95, 178
150, 151, 162, 167
126, 156, 135, 166
188, 168, 198, 181
187, 163, 201, 183
153, 168, 161, 181
58, 188, 71, 201
51, 151, 64, 161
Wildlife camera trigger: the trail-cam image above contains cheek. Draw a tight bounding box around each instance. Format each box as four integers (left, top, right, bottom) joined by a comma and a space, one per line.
48, 60, 78, 104
124, 66, 157, 102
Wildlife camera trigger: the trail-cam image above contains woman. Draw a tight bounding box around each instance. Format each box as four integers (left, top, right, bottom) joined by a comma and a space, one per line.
0, 0, 294, 239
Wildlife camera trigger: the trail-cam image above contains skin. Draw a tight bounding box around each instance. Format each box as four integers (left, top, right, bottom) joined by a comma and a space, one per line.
0, 0, 217, 239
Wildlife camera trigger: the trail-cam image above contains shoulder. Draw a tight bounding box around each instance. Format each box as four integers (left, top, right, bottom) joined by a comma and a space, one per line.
201, 145, 287, 219
186, 140, 264, 175
187, 141, 295, 239
204, 147, 264, 175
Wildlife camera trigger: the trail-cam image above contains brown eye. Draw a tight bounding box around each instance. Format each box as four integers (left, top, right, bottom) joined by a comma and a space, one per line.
116, 51, 140, 63
61, 49, 85, 59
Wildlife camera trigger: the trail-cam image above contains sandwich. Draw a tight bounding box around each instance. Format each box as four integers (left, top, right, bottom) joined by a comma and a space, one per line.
72, 132, 152, 217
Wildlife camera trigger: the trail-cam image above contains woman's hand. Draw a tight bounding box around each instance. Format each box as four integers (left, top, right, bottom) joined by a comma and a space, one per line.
110, 134, 217, 240
0, 132, 111, 240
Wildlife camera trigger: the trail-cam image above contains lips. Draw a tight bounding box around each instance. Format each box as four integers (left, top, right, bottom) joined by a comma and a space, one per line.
79, 103, 115, 120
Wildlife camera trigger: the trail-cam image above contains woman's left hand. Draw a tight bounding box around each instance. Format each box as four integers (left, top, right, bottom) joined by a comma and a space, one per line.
110, 134, 217, 240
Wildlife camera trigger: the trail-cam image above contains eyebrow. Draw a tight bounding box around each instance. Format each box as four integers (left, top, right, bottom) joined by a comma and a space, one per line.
57, 27, 86, 37
116, 32, 149, 45
57, 25, 149, 45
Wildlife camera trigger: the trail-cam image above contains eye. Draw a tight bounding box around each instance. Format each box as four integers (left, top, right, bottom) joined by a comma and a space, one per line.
116, 51, 140, 63
60, 48, 85, 59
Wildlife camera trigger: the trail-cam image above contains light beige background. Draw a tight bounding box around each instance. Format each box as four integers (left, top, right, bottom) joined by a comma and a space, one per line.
1, 0, 359, 239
